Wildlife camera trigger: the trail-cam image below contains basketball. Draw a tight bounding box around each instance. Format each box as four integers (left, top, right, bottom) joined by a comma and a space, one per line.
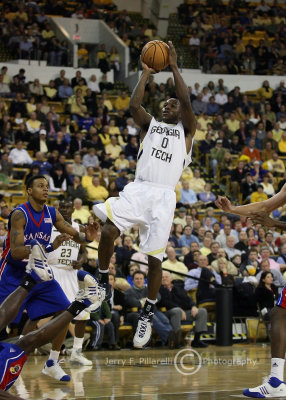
141, 40, 169, 72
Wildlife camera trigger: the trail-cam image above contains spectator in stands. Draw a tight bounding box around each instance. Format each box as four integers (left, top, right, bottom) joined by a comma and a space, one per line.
54, 69, 66, 88
159, 270, 208, 348
99, 74, 114, 92
162, 246, 188, 282
72, 198, 90, 224
105, 136, 122, 160
86, 176, 109, 204
278, 132, 286, 156
198, 183, 216, 204
178, 180, 198, 208
49, 165, 67, 193
173, 207, 187, 227
19, 35, 34, 59
107, 273, 125, 349
82, 147, 99, 168
250, 184, 268, 203
192, 93, 207, 115
255, 271, 277, 321
185, 254, 221, 303
45, 111, 60, 137
9, 92, 27, 116
225, 236, 242, 259
0, 74, 10, 97
216, 221, 237, 248
125, 270, 175, 347
67, 175, 86, 202
189, 169, 206, 193
114, 151, 129, 171
210, 139, 226, 180
30, 150, 52, 175
178, 225, 199, 248
29, 78, 44, 99
261, 174, 275, 197
9, 140, 32, 166
255, 259, 285, 293
115, 169, 128, 192
114, 90, 130, 113
241, 173, 257, 203
58, 78, 73, 100
243, 138, 261, 162
207, 96, 220, 116
125, 136, 138, 160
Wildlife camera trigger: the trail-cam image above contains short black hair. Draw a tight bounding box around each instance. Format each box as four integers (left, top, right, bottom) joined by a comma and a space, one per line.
132, 270, 146, 280
26, 175, 48, 189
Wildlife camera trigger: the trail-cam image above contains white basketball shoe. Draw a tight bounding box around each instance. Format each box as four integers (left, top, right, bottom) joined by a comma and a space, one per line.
26, 239, 54, 282
243, 376, 286, 398
133, 310, 154, 349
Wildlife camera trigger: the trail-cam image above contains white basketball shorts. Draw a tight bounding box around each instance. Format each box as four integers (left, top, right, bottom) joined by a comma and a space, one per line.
51, 267, 90, 321
93, 180, 176, 261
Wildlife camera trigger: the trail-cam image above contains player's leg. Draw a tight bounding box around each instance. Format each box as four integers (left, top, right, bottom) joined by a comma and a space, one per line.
133, 255, 161, 348
243, 304, 286, 397
17, 271, 102, 359
98, 220, 120, 285
70, 320, 92, 366
0, 287, 31, 332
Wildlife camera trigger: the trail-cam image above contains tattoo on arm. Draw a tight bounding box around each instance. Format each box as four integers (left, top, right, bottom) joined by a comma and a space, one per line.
10, 230, 20, 246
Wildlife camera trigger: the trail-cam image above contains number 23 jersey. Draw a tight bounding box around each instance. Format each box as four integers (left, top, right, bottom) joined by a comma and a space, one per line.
47, 222, 80, 270
135, 117, 193, 189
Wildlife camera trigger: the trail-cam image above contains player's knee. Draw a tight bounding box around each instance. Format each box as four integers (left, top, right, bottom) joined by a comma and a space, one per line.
101, 222, 119, 242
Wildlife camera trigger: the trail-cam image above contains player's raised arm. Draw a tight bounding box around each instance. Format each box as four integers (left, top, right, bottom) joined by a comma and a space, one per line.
54, 210, 99, 244
168, 41, 196, 139
216, 183, 286, 217
129, 58, 153, 137
10, 211, 31, 260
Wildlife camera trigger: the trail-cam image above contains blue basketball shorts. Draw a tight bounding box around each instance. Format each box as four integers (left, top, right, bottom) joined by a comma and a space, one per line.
0, 342, 27, 391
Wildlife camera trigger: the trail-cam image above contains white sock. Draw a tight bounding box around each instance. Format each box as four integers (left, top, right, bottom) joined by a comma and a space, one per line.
146, 298, 156, 305
48, 350, 60, 362
270, 358, 285, 381
19, 335, 24, 339
98, 269, 108, 273
73, 336, 84, 351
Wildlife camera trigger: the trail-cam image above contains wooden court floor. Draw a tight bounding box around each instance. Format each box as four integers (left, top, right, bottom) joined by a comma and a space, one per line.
10, 344, 271, 400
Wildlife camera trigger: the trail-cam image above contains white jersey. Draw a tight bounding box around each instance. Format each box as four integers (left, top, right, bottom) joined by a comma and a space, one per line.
135, 117, 193, 189
47, 222, 81, 270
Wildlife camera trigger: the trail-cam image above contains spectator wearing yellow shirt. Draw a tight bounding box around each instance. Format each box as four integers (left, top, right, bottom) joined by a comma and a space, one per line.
250, 185, 268, 203
114, 152, 129, 171
162, 246, 188, 282
266, 152, 285, 176
102, 92, 113, 112
114, 90, 130, 112
188, 169, 206, 193
26, 112, 41, 134
71, 96, 87, 121
258, 80, 274, 100
272, 122, 283, 142
26, 96, 36, 114
105, 136, 122, 160
41, 23, 55, 40
86, 177, 109, 203
197, 114, 212, 131
278, 132, 286, 156
73, 79, 88, 97
226, 112, 240, 133
82, 166, 95, 189
72, 198, 91, 224
194, 122, 206, 141
78, 44, 89, 67
109, 119, 120, 135
44, 80, 57, 100
99, 125, 111, 146
1, 66, 10, 84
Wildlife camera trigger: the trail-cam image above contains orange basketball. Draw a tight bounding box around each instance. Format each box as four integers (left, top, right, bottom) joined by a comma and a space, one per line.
141, 40, 169, 72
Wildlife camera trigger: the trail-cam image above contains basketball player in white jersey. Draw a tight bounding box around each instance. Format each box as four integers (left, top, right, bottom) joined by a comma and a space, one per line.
93, 41, 196, 348
47, 199, 92, 366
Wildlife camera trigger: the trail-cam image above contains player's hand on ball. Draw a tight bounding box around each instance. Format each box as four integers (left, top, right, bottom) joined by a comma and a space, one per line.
167, 41, 177, 67
85, 222, 99, 241
140, 56, 157, 74
53, 233, 72, 250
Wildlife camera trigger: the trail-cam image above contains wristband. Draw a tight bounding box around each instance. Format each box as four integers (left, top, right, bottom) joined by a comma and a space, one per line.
45, 243, 54, 253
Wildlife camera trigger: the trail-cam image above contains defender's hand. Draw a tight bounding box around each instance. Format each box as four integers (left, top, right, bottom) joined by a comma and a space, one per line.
85, 222, 99, 242
251, 212, 275, 227
215, 196, 234, 213
167, 41, 177, 68
53, 233, 72, 250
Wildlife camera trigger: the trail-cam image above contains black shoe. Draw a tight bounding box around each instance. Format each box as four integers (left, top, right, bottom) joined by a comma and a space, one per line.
191, 339, 208, 348
174, 329, 182, 349
168, 330, 176, 349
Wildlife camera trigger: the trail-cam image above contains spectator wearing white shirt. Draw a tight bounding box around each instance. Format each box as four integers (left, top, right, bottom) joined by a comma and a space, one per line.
189, 31, 200, 47
216, 221, 238, 247
49, 166, 67, 192
9, 140, 33, 165
126, 118, 138, 136
215, 89, 228, 105
224, 236, 242, 259
88, 75, 100, 93
201, 87, 211, 103
26, 111, 41, 134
